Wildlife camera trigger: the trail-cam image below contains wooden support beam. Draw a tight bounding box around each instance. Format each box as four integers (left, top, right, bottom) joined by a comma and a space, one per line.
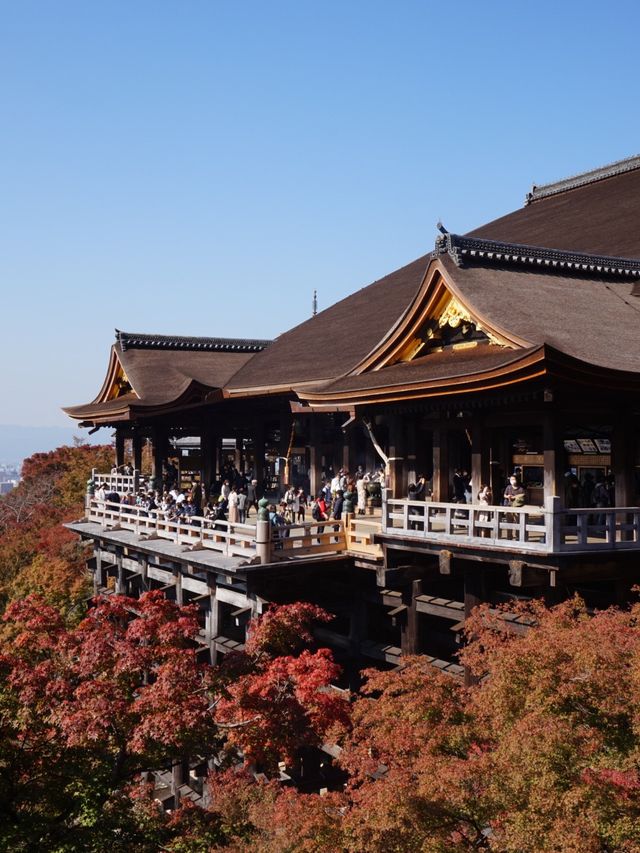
464, 569, 484, 620
438, 549, 452, 575
209, 590, 219, 665
387, 414, 405, 498
470, 416, 491, 502
151, 426, 167, 488
405, 419, 417, 487
401, 578, 422, 655
201, 429, 217, 497
94, 548, 102, 594
464, 568, 485, 687
613, 421, 635, 507
543, 411, 564, 505
508, 560, 548, 588
280, 413, 291, 485
252, 424, 265, 488
232, 606, 253, 627
115, 553, 125, 595
309, 418, 323, 498
115, 431, 125, 468
174, 569, 183, 606
376, 564, 402, 587
432, 425, 450, 502
132, 433, 143, 472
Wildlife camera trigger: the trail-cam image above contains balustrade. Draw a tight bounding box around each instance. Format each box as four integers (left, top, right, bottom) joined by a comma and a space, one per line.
86, 499, 349, 562
381, 492, 640, 554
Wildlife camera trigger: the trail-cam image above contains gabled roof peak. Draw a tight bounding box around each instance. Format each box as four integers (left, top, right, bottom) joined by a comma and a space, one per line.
115, 330, 271, 353
434, 233, 640, 280
526, 153, 640, 205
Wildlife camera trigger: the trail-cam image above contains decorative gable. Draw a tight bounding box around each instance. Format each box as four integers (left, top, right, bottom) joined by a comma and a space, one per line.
390, 294, 506, 365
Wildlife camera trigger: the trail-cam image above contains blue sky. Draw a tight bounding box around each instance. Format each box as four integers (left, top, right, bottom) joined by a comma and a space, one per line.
2, 0, 640, 427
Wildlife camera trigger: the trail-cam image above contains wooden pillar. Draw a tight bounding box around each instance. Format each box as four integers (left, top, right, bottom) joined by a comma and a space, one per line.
94, 549, 102, 594
174, 568, 183, 606
132, 433, 143, 472
208, 588, 219, 666
405, 420, 417, 486
201, 429, 217, 498
471, 416, 490, 502
171, 757, 189, 805
253, 424, 265, 490
280, 414, 291, 485
613, 422, 635, 541
115, 431, 125, 468
613, 421, 635, 507
432, 425, 450, 502
342, 438, 353, 477
115, 553, 125, 595
387, 414, 405, 498
463, 568, 485, 687
348, 576, 367, 692
151, 427, 166, 487
543, 412, 564, 506
309, 417, 323, 498
401, 579, 422, 655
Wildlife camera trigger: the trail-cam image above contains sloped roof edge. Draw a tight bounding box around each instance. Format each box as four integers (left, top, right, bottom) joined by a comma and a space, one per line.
526, 153, 640, 205
116, 330, 271, 353
434, 232, 640, 279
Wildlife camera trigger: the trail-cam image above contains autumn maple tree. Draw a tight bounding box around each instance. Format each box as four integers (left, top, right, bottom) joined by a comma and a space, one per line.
0, 442, 114, 617
192, 598, 640, 853
0, 593, 348, 851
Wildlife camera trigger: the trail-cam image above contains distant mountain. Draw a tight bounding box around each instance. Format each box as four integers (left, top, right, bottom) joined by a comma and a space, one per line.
0, 424, 112, 470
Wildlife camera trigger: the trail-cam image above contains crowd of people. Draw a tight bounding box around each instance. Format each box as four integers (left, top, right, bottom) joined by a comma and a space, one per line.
94, 462, 387, 533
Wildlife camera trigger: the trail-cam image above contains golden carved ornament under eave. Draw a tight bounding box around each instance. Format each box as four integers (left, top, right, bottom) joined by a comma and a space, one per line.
437, 297, 505, 346
106, 366, 133, 401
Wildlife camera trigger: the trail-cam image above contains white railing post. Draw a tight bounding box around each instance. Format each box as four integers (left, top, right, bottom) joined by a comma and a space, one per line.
518, 509, 526, 543
256, 519, 271, 564
545, 496, 561, 552
491, 507, 500, 541
577, 512, 588, 547
381, 488, 392, 532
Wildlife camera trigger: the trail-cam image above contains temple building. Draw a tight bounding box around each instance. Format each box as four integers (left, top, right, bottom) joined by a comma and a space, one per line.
65, 154, 640, 695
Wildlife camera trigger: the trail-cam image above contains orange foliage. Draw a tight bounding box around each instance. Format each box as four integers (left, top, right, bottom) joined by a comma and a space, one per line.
198, 599, 640, 853
0, 443, 113, 617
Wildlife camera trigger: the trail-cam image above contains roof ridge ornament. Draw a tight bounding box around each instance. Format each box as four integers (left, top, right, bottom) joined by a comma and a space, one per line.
434, 233, 640, 280
116, 331, 272, 353
525, 153, 640, 205
433, 229, 463, 267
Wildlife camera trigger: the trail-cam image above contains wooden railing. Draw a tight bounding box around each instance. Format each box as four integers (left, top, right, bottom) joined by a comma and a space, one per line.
272, 519, 347, 558
91, 469, 145, 494
88, 493, 640, 559
382, 493, 640, 554
88, 499, 256, 559
558, 507, 640, 551
86, 499, 348, 562
345, 516, 384, 559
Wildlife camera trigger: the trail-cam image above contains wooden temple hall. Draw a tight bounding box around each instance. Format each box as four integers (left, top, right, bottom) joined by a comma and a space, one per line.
65, 154, 640, 684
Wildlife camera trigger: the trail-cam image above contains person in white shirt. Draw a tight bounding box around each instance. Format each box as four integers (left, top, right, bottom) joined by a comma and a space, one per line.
228, 487, 239, 523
